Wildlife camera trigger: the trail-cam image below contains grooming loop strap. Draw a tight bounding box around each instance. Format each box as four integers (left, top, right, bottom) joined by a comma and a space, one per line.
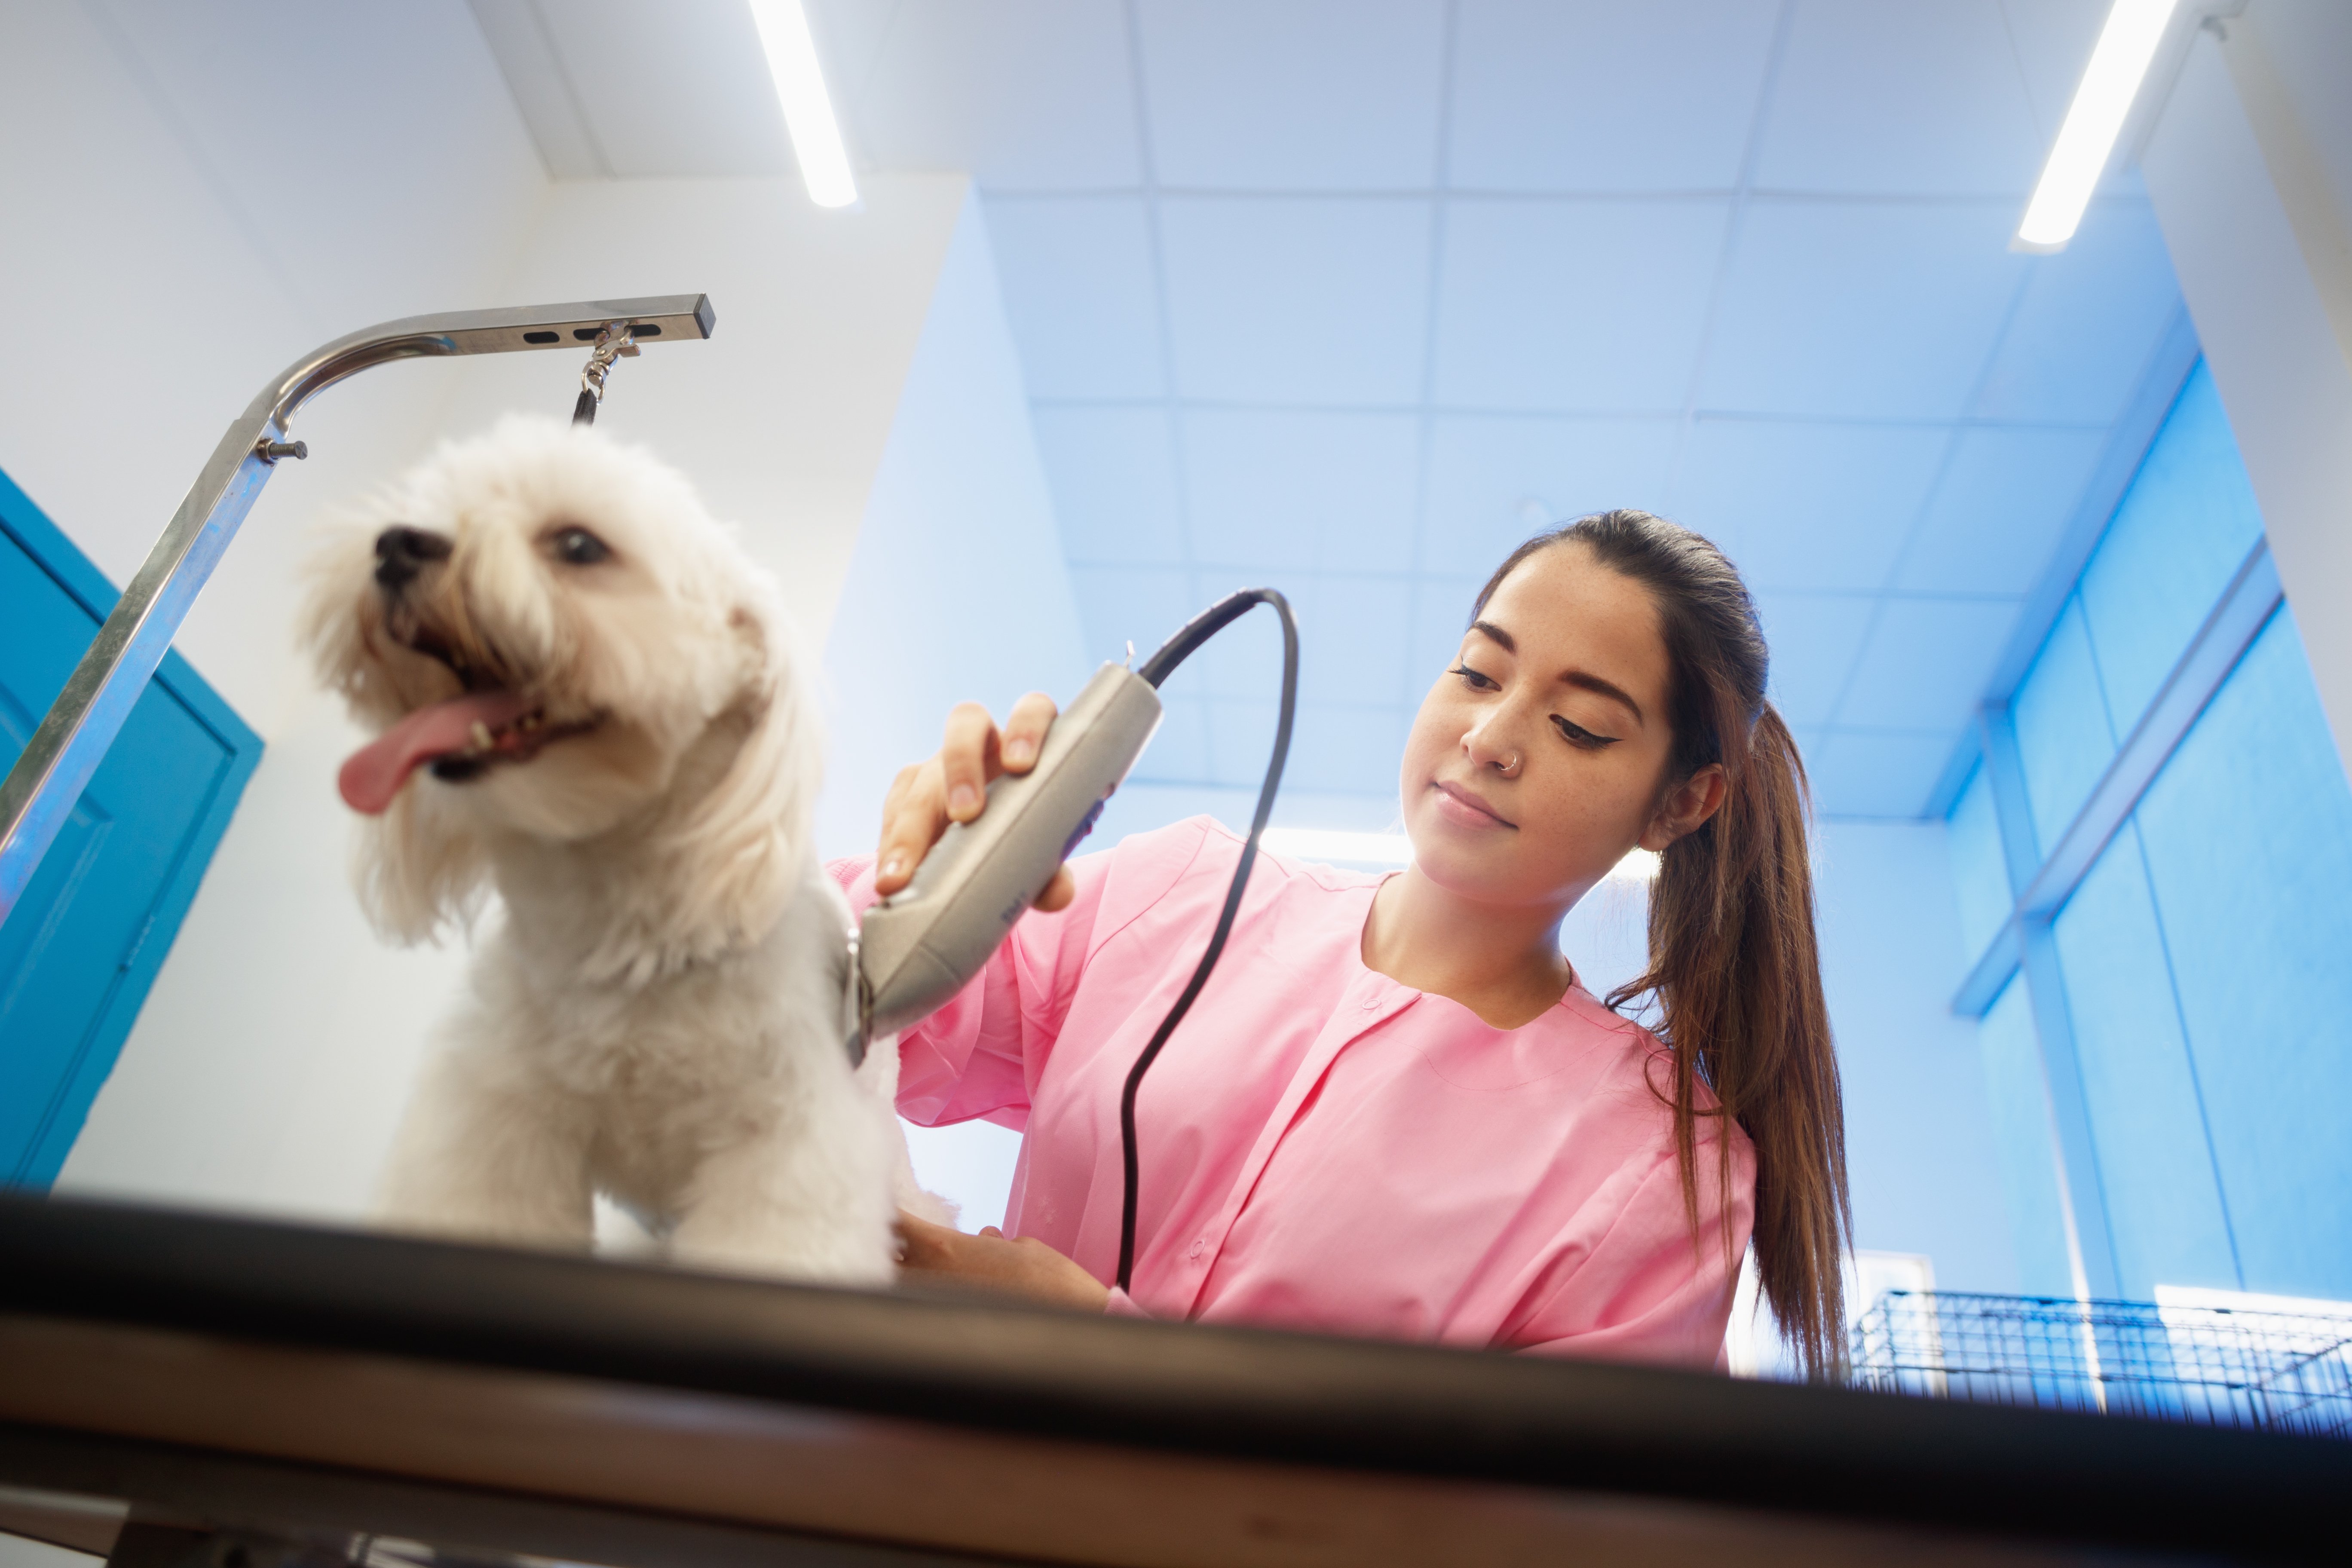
571, 322, 639, 426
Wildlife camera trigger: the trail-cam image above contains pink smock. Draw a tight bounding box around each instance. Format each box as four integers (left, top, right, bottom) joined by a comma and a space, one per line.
831, 816, 1754, 1366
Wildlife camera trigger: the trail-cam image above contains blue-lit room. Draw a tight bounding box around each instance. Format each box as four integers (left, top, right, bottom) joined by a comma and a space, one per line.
2, 2, 2349, 1563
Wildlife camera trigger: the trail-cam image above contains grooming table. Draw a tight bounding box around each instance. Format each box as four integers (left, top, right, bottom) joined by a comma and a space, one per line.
0, 1196, 2337, 1568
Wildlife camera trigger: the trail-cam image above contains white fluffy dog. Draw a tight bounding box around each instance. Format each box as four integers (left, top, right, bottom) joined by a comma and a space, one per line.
304, 414, 939, 1284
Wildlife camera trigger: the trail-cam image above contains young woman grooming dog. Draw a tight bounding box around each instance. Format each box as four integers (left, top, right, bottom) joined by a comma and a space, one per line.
841, 511, 1850, 1374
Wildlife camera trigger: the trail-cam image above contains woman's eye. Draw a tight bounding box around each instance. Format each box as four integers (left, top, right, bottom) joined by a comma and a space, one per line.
1449, 663, 1498, 692
1552, 715, 1620, 750
551, 527, 612, 566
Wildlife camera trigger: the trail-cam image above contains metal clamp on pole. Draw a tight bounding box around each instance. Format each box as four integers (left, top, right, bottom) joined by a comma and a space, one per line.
0, 294, 717, 924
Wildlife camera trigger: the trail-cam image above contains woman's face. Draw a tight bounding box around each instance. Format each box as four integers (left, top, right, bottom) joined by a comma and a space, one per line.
1399, 542, 1718, 911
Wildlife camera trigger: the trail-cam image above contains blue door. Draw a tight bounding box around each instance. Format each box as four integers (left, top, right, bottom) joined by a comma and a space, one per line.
0, 467, 261, 1187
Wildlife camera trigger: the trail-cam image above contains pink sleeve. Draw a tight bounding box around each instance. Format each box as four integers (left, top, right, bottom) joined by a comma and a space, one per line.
1508, 1137, 1755, 1368
826, 851, 1113, 1132
1103, 1287, 1154, 1320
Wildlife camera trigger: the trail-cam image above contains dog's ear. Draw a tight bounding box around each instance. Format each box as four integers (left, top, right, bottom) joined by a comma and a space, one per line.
352, 783, 494, 944
650, 601, 821, 960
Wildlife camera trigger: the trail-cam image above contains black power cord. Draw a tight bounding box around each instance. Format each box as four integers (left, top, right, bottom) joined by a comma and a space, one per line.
1116, 588, 1298, 1294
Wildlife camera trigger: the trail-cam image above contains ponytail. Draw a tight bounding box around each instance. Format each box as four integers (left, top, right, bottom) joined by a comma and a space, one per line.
1475, 512, 1851, 1377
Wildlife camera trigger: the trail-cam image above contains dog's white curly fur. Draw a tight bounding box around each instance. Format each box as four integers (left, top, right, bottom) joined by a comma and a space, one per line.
303, 415, 947, 1283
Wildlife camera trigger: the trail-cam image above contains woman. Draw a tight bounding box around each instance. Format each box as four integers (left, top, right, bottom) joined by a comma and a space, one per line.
837, 511, 1850, 1374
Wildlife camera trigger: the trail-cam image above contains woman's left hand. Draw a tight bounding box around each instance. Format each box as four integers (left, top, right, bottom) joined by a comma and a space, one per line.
896, 1210, 1111, 1311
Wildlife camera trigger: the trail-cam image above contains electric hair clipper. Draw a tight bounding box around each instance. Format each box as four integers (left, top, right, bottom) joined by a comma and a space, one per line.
847, 661, 1164, 1057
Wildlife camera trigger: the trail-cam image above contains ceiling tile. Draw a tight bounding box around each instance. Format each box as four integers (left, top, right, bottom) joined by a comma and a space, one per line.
1447, 0, 1779, 192
1067, 563, 1200, 668
1700, 199, 2027, 420
1212, 698, 1407, 795
1670, 419, 1951, 592
1972, 202, 2183, 426
1996, 0, 2114, 147
1432, 199, 1728, 412
1292, 576, 1418, 709
1136, 0, 1445, 190
1806, 729, 1960, 818
1420, 415, 1680, 577
983, 197, 1165, 398
1158, 197, 1433, 404
1181, 409, 1420, 573
1131, 690, 1213, 783
1405, 576, 1486, 706
542, 0, 790, 177
1897, 426, 2107, 595
1755, 0, 2046, 196
1751, 591, 1878, 727
823, 0, 1142, 189
1184, 567, 1302, 700
1033, 406, 1186, 566
1835, 597, 2021, 731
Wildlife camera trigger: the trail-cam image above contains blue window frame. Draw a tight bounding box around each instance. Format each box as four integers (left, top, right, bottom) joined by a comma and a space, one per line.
1945, 358, 2352, 1303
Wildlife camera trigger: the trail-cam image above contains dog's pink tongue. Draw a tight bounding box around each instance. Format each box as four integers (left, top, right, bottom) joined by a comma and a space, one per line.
338, 691, 536, 815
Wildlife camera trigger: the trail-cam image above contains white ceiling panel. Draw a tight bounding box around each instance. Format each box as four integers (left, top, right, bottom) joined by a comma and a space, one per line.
1420, 415, 1680, 578
1804, 728, 1960, 818
1701, 199, 2027, 419
1670, 418, 1951, 591
1755, 0, 2046, 196
817, 0, 1142, 189
1406, 579, 1485, 708
1292, 575, 1420, 709
1182, 410, 1421, 573
1432, 198, 1729, 412
983, 197, 1166, 398
1068, 562, 1200, 666
1836, 597, 2021, 730
1898, 426, 2107, 596
1182, 572, 1295, 701
1136, 0, 1446, 190
1032, 406, 1186, 566
1996, 0, 2116, 147
1447, 0, 1779, 193
1134, 691, 1213, 782
1752, 591, 1878, 728
1158, 197, 1433, 404
1973, 202, 2184, 425
530, 0, 790, 178
1221, 698, 1410, 796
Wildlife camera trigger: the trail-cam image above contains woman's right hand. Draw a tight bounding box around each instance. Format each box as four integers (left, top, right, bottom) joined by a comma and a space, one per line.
874, 692, 1076, 911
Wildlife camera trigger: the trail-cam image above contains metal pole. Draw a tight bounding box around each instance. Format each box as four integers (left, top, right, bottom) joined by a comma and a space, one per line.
0, 294, 716, 922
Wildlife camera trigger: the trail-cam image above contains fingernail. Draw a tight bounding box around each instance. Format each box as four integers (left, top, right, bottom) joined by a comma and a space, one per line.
949, 784, 978, 816
1006, 739, 1033, 766
881, 856, 903, 881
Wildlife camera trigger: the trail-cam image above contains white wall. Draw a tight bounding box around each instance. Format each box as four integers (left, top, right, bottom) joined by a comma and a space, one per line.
34, 41, 1058, 1220
2141, 4, 2352, 778
1813, 821, 2018, 1295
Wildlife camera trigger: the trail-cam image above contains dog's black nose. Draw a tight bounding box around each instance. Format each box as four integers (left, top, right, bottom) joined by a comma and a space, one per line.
374, 526, 452, 591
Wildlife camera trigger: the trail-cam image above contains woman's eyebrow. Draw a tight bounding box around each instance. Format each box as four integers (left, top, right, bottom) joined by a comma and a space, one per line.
1468, 619, 1644, 725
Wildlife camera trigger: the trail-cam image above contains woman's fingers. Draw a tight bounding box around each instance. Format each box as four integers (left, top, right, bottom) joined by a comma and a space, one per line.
1000, 691, 1059, 772
1035, 865, 1077, 913
938, 702, 1001, 823
871, 695, 1069, 900
873, 762, 940, 895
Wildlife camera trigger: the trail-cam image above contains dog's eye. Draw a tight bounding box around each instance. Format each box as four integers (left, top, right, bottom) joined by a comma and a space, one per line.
550, 527, 612, 566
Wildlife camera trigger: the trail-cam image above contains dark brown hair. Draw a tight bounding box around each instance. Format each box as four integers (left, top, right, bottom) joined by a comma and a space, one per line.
1474, 509, 1851, 1377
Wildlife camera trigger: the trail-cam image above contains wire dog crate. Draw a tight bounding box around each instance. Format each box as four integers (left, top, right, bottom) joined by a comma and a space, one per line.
1850, 1290, 2352, 1437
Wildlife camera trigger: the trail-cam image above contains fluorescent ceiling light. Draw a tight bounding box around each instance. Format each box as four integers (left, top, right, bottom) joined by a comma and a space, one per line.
747, 0, 858, 209
2014, 0, 2178, 252
1258, 829, 1660, 885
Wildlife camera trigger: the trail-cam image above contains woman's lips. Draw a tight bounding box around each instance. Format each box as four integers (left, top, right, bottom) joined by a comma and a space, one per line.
1431, 779, 1516, 830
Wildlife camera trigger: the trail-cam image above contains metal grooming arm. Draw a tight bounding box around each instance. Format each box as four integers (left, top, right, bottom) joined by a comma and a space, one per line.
0, 294, 716, 923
